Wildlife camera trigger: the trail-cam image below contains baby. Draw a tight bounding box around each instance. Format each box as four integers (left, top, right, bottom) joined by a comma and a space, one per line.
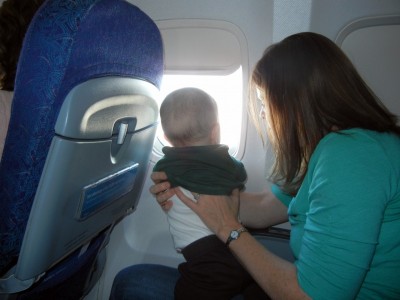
154, 87, 257, 299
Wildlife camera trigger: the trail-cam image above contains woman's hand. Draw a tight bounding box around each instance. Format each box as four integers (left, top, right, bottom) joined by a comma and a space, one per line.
149, 171, 175, 211
175, 188, 242, 242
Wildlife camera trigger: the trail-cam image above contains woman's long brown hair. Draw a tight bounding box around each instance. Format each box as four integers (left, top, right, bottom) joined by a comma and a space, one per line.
250, 32, 400, 195
0, 0, 45, 90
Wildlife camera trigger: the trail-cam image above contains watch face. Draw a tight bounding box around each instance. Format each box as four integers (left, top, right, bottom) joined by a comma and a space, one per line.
231, 231, 239, 239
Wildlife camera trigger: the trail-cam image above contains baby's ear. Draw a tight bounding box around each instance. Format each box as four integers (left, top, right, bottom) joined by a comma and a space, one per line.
164, 133, 173, 146
211, 122, 221, 144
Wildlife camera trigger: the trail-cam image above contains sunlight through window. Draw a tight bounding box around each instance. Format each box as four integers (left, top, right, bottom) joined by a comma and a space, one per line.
156, 67, 243, 156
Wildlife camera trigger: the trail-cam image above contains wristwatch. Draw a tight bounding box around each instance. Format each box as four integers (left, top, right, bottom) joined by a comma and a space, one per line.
225, 226, 248, 246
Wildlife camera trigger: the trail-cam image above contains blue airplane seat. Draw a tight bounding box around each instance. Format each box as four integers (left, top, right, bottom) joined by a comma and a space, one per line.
0, 0, 163, 297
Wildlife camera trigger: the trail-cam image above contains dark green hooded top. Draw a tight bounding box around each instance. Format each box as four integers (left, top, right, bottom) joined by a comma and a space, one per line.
153, 144, 247, 195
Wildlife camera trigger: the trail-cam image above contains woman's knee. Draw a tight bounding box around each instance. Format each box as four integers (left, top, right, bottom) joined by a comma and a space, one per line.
110, 264, 179, 300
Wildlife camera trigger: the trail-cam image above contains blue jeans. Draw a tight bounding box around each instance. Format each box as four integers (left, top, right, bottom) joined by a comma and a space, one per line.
110, 264, 179, 300
109, 264, 250, 299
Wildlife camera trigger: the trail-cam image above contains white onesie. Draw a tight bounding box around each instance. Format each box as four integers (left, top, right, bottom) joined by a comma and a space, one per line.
167, 187, 213, 252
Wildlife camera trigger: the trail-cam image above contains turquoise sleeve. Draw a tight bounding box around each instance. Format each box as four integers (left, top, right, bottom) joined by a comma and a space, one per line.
271, 184, 292, 207
295, 133, 392, 299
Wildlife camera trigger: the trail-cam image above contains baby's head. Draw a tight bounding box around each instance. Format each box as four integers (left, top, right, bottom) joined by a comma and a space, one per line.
160, 87, 220, 147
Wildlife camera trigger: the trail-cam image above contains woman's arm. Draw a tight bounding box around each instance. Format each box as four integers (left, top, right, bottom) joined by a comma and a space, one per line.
175, 188, 310, 299
149, 172, 288, 227
228, 229, 308, 299
239, 190, 288, 228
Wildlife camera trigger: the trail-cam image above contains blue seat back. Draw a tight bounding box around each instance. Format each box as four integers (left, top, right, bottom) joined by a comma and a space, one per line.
0, 0, 163, 291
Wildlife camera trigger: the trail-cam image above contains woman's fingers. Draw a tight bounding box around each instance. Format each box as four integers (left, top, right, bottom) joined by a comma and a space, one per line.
149, 171, 175, 211
160, 198, 173, 211
150, 171, 168, 184
154, 189, 174, 211
149, 171, 172, 199
149, 180, 171, 198
156, 188, 175, 204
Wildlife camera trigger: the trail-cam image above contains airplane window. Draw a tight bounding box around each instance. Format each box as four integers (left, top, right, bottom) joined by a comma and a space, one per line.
151, 19, 247, 161
154, 67, 243, 157
337, 19, 400, 122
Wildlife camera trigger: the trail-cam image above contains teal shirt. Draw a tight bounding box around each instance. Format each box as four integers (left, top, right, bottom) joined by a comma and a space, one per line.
273, 129, 400, 299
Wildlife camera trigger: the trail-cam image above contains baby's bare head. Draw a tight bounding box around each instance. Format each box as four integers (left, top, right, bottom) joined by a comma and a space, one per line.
160, 87, 220, 147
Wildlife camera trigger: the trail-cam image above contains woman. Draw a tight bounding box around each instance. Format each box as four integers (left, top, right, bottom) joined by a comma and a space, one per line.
111, 32, 400, 299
